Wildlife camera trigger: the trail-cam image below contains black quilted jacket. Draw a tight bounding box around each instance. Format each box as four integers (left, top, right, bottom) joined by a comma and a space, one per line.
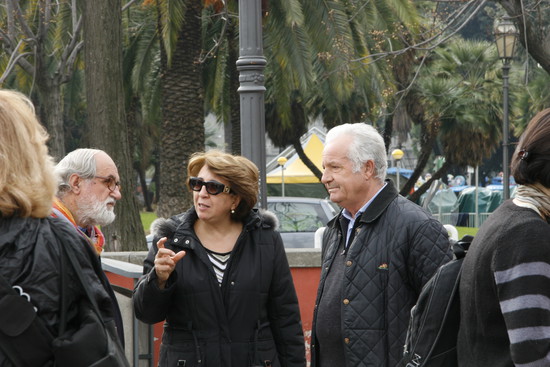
311, 180, 452, 367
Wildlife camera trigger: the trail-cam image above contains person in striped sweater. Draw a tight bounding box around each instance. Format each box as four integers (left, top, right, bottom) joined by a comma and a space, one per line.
458, 108, 550, 366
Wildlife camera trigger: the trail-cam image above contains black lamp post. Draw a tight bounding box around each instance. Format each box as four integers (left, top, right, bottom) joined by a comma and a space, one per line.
238, 0, 267, 208
494, 18, 519, 200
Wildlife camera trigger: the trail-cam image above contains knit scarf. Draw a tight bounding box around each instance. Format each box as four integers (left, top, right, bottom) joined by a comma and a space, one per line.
513, 183, 550, 221
52, 197, 105, 255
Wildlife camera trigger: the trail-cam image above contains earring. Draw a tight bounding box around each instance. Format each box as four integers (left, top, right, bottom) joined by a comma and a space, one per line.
231, 208, 235, 214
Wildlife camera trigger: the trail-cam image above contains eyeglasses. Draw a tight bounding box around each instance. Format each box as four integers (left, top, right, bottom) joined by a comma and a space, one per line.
188, 177, 231, 195
94, 175, 121, 192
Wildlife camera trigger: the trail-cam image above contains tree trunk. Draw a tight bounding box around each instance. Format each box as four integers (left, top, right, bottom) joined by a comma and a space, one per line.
390, 48, 437, 198
81, 0, 146, 251
291, 137, 322, 179
137, 163, 153, 212
408, 160, 450, 203
156, 0, 205, 218
291, 136, 328, 195
37, 82, 65, 160
401, 120, 439, 196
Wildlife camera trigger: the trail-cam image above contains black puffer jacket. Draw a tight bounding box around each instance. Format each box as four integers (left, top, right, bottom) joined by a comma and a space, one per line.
0, 216, 114, 367
133, 207, 306, 367
311, 181, 452, 367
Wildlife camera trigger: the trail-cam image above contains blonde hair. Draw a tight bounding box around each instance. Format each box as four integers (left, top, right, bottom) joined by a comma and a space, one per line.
0, 90, 56, 218
188, 150, 259, 220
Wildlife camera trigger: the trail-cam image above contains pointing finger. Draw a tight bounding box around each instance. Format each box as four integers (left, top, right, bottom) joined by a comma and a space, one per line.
172, 250, 186, 264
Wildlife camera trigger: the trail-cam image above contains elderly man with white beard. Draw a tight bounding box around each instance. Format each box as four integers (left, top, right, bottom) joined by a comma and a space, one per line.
53, 148, 122, 255
52, 148, 125, 345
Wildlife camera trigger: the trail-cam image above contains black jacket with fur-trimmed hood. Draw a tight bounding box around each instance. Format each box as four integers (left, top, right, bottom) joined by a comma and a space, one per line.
133, 207, 306, 367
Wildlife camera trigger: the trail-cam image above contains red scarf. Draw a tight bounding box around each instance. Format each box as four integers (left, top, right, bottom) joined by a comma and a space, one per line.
52, 197, 105, 255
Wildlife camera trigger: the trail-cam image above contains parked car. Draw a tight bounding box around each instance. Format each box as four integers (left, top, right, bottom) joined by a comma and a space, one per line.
267, 196, 339, 248
146, 196, 339, 250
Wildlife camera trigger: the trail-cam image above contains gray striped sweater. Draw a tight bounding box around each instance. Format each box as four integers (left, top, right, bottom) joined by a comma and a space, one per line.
458, 200, 550, 367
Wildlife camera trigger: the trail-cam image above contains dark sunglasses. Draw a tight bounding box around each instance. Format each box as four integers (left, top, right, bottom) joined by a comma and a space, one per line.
188, 177, 231, 195
94, 175, 122, 192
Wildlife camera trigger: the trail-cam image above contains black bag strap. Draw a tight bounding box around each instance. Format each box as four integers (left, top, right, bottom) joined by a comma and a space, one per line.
58, 241, 103, 318
0, 274, 30, 367
58, 239, 68, 335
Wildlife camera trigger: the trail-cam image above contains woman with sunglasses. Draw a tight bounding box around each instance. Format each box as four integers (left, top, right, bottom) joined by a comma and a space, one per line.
133, 150, 306, 367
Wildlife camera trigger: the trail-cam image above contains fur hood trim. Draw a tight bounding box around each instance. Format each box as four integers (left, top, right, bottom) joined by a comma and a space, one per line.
150, 208, 279, 240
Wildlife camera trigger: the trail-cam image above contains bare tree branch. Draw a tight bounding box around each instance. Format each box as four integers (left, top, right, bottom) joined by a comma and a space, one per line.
11, 0, 35, 40
0, 48, 32, 84
0, 27, 15, 49
61, 41, 84, 84
199, 4, 231, 63
58, 16, 83, 81
0, 39, 35, 78
122, 0, 140, 12
349, 0, 488, 65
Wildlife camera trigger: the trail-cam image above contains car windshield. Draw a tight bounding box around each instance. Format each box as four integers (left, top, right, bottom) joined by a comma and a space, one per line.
268, 201, 331, 233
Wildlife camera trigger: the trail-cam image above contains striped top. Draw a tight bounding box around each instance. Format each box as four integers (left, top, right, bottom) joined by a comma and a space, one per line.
204, 247, 231, 286
458, 201, 550, 367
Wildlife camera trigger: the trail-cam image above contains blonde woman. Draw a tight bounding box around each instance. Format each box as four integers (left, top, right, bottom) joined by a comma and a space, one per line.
0, 90, 121, 366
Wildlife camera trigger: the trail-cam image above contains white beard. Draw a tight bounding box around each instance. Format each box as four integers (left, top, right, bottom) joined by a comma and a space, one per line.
76, 193, 116, 227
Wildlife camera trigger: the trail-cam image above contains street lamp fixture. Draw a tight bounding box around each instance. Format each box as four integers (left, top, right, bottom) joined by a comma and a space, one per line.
391, 149, 405, 192
277, 156, 288, 197
494, 18, 519, 200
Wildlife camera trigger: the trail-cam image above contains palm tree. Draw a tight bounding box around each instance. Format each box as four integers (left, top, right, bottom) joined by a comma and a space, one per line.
512, 65, 550, 134
81, 0, 147, 251
408, 39, 505, 201
123, 2, 162, 211
155, 0, 205, 217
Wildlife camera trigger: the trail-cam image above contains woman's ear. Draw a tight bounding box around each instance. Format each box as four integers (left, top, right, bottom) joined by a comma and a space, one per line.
233, 196, 241, 210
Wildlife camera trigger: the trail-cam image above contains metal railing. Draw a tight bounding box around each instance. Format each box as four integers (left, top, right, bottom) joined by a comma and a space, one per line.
101, 258, 153, 367
431, 212, 491, 228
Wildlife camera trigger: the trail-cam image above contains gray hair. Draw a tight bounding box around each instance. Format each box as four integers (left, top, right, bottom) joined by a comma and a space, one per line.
325, 123, 387, 182
55, 148, 103, 197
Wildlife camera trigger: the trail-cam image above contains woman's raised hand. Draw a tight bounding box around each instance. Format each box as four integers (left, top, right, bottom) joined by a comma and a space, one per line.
154, 237, 186, 289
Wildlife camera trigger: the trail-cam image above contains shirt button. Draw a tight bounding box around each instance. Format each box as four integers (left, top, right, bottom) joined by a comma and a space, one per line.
343, 299, 349, 305
173, 238, 178, 243
185, 239, 190, 244
231, 281, 235, 286
344, 337, 350, 344
346, 260, 352, 267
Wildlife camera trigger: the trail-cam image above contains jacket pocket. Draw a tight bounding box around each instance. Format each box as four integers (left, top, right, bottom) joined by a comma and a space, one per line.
346, 329, 387, 367
249, 339, 280, 367
159, 342, 204, 367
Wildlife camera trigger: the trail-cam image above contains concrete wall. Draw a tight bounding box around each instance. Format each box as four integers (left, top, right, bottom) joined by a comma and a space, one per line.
102, 248, 322, 367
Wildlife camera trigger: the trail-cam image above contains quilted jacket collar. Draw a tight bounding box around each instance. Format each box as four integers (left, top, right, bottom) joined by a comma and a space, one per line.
328, 179, 398, 228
